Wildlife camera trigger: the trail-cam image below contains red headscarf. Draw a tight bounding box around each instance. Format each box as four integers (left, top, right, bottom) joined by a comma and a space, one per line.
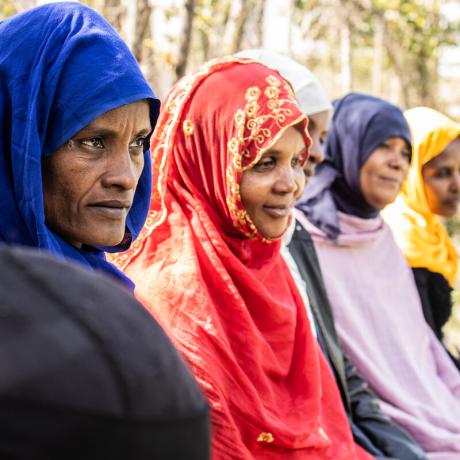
113, 57, 371, 460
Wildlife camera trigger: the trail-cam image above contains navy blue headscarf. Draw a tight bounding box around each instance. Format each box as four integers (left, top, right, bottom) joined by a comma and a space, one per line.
0, 2, 160, 286
296, 93, 411, 240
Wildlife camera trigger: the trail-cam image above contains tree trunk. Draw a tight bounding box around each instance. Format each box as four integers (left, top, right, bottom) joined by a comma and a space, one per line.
372, 15, 384, 95
104, 0, 123, 33
417, 52, 437, 108
255, 0, 266, 47
175, 0, 196, 80
205, 0, 231, 58
340, 19, 352, 93
384, 40, 413, 108
121, 0, 137, 50
132, 0, 152, 62
229, 0, 252, 54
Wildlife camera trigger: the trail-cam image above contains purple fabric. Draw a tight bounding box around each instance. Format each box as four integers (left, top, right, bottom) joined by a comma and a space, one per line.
296, 209, 460, 459
296, 93, 411, 240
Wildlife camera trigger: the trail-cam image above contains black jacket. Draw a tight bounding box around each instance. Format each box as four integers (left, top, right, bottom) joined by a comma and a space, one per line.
412, 267, 460, 370
288, 221, 427, 460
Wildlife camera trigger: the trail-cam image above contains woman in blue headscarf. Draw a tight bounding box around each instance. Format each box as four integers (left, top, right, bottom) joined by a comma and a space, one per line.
0, 2, 160, 287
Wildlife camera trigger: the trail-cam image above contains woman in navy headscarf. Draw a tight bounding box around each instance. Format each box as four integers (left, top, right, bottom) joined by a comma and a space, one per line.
0, 2, 160, 288
297, 92, 412, 238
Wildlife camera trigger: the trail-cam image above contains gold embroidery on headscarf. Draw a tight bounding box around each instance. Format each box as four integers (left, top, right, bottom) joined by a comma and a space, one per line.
183, 119, 194, 136
226, 75, 304, 240
246, 86, 261, 101
257, 432, 274, 443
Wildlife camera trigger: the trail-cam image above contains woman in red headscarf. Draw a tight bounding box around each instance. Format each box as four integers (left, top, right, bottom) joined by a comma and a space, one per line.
112, 57, 371, 459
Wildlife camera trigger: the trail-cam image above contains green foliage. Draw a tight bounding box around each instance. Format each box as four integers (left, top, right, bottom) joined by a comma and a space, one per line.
292, 0, 460, 107
378, 1, 458, 65
0, 0, 16, 20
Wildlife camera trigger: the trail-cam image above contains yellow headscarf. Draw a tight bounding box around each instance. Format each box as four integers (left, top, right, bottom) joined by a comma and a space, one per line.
384, 107, 460, 286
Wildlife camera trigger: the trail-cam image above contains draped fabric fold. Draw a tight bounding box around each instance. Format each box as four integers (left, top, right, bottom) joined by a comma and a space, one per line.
298, 210, 460, 457
114, 58, 369, 459
0, 2, 159, 285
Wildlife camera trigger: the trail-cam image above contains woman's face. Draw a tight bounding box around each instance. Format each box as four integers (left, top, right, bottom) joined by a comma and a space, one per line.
304, 110, 330, 181
42, 100, 151, 248
240, 125, 307, 239
422, 137, 460, 217
360, 136, 411, 210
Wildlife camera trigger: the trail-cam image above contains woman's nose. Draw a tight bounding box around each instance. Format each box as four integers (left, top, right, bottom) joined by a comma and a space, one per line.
389, 150, 408, 170
274, 165, 301, 194
451, 171, 460, 192
101, 148, 139, 190
309, 141, 325, 166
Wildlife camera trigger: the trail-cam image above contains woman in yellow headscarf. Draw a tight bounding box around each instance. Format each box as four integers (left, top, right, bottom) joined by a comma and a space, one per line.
384, 107, 460, 368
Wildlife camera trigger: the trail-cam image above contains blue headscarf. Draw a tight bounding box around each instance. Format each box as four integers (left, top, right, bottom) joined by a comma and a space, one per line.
0, 2, 160, 287
296, 93, 411, 240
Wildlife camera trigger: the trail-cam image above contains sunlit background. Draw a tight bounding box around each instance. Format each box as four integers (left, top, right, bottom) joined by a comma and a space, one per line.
2, 0, 459, 353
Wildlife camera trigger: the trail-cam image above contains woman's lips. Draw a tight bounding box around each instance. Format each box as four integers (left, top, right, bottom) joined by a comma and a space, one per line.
379, 176, 400, 185
263, 205, 292, 218
87, 200, 131, 219
444, 197, 460, 208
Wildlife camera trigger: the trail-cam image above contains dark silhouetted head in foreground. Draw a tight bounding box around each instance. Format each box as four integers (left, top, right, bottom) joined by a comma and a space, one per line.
0, 245, 209, 460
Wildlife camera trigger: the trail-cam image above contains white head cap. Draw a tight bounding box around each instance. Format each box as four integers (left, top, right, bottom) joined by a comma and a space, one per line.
236, 49, 332, 117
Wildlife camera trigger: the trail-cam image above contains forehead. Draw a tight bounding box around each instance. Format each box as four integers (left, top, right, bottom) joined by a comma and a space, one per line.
426, 137, 460, 167
385, 136, 410, 148
80, 100, 151, 132
307, 110, 331, 131
269, 125, 307, 152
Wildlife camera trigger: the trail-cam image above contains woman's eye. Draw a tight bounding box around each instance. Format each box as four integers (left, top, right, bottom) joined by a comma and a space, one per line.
253, 157, 275, 171
436, 167, 452, 178
130, 136, 147, 152
402, 150, 411, 162
291, 156, 303, 168
81, 137, 104, 149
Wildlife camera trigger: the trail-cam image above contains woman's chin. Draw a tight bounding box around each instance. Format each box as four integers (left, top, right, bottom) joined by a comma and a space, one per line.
62, 233, 125, 249
259, 223, 290, 240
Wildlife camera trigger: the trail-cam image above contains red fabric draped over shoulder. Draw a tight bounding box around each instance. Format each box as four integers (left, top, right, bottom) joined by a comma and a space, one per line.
112, 57, 371, 460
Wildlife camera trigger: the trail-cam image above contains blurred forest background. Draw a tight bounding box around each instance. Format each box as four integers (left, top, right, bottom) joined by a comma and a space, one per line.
2, 0, 460, 354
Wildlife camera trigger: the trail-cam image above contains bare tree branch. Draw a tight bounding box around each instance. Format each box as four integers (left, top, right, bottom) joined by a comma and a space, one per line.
175, 0, 196, 79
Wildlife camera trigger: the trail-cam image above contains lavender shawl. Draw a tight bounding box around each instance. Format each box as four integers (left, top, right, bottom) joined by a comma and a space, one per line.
296, 209, 460, 459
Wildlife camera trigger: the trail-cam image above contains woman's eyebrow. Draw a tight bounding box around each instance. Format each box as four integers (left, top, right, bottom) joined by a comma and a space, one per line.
75, 127, 151, 137
266, 147, 307, 156
137, 128, 152, 135
75, 127, 117, 137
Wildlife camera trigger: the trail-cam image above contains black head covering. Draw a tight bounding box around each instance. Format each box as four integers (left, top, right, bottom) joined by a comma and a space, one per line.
0, 245, 209, 459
